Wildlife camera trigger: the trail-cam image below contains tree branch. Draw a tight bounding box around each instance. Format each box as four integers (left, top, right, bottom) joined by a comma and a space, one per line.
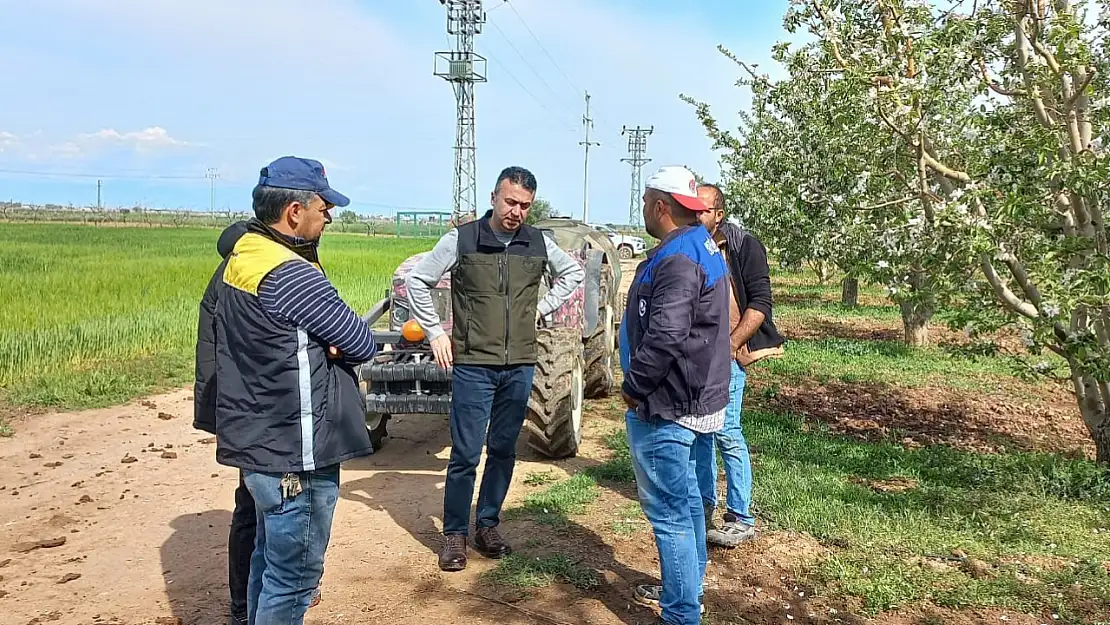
810, 0, 849, 69
1028, 37, 1064, 76
1013, 14, 1056, 127
978, 57, 1025, 96
980, 253, 1039, 319
916, 133, 936, 222
922, 149, 972, 183
857, 194, 925, 211
876, 104, 911, 139
1001, 254, 1045, 308
1064, 67, 1095, 109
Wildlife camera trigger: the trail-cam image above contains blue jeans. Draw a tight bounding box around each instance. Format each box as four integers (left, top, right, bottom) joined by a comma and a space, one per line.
243, 465, 340, 625
443, 364, 534, 535
625, 410, 708, 625
694, 361, 754, 525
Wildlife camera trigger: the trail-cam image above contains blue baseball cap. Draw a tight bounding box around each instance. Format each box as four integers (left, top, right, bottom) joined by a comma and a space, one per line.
257, 156, 350, 207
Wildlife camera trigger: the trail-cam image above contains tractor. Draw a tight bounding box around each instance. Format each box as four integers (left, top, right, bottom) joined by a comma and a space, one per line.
356, 217, 623, 459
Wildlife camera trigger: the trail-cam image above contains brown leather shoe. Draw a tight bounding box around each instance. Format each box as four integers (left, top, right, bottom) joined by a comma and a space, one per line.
472, 525, 512, 559
438, 535, 467, 572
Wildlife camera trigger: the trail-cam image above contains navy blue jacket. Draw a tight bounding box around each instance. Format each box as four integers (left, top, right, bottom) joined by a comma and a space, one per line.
194, 221, 250, 435
620, 224, 732, 422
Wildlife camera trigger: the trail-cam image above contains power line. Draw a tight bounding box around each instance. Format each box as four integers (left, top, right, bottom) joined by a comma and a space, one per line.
486, 17, 578, 120
499, 0, 625, 144
502, 1, 582, 96
0, 167, 206, 180
485, 53, 578, 132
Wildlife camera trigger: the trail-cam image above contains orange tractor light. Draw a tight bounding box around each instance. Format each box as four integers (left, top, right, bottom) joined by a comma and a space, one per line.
401, 319, 426, 343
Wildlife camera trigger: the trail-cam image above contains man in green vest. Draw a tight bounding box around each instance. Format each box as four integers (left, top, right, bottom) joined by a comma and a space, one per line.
406, 166, 585, 571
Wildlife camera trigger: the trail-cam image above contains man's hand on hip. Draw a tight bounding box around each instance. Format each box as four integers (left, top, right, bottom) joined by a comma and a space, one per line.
621, 391, 638, 409
429, 334, 453, 369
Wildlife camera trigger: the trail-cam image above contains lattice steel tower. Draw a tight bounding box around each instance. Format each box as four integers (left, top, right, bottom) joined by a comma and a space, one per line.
435, 0, 487, 224
621, 125, 653, 229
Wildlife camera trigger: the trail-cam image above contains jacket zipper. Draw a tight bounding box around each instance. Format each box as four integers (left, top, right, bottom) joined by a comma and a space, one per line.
502, 251, 510, 364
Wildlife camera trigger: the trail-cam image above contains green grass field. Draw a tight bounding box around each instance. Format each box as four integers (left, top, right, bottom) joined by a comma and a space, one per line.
0, 223, 432, 412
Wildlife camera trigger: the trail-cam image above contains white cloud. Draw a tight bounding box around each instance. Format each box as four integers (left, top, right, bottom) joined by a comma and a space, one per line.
0, 126, 193, 160
0, 131, 18, 152
78, 126, 191, 151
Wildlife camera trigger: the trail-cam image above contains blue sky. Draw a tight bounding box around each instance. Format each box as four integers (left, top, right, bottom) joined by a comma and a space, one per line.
0, 0, 792, 225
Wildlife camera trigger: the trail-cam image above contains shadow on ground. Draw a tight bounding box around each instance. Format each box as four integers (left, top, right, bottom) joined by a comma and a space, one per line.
162, 510, 233, 625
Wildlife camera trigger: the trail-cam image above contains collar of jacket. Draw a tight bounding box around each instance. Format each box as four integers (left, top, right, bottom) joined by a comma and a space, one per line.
245, 218, 321, 265
645, 223, 702, 258
477, 210, 536, 248
715, 221, 746, 254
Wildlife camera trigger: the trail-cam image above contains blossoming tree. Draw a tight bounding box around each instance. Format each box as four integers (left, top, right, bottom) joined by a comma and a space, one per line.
688, 0, 1110, 461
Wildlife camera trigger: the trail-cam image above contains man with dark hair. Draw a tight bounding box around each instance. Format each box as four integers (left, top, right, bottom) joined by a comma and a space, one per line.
693, 182, 782, 548
203, 155, 377, 625
620, 165, 731, 625
406, 165, 585, 572
194, 219, 252, 625
195, 218, 325, 625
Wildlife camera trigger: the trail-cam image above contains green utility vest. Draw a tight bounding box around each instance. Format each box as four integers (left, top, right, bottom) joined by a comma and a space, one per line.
451, 213, 548, 366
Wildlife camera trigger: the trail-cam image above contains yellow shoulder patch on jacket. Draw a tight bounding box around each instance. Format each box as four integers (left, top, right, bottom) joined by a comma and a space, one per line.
222, 233, 303, 295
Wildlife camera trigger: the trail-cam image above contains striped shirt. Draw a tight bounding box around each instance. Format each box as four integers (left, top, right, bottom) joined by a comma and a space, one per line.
258, 260, 377, 363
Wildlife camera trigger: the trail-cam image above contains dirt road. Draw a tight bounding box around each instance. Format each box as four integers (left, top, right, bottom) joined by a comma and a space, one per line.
0, 389, 657, 625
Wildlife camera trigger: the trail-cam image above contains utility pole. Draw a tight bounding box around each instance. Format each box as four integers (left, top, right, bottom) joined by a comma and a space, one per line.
435, 0, 487, 224
206, 168, 219, 213
579, 91, 599, 223
620, 125, 653, 229
96, 180, 102, 210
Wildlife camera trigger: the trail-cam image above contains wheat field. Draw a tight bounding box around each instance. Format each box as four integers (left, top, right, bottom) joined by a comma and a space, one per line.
0, 224, 432, 411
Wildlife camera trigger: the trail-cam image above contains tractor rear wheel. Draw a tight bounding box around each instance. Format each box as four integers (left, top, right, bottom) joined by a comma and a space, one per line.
584, 304, 616, 398
524, 327, 584, 459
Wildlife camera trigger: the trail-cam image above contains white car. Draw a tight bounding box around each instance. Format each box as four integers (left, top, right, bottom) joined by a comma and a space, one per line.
589, 224, 645, 259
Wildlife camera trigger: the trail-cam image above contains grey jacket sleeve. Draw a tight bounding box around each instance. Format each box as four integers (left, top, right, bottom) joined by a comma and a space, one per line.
538, 235, 586, 316
404, 229, 459, 341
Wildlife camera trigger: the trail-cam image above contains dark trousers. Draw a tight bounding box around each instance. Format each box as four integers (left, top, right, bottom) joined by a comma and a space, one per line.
442, 364, 534, 535
229, 471, 256, 620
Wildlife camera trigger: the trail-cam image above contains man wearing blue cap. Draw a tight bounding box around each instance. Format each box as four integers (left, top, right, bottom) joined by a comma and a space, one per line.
205, 156, 377, 625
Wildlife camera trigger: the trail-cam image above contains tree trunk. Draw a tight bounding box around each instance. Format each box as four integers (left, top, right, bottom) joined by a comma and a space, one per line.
899, 300, 933, 348
841, 276, 859, 308
810, 260, 834, 285
1097, 426, 1110, 465
1071, 370, 1110, 464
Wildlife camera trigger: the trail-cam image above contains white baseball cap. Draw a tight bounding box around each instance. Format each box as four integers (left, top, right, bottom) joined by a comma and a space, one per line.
644, 165, 708, 212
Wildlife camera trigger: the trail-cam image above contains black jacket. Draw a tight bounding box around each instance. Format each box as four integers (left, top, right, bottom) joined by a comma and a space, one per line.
193, 221, 250, 435
619, 224, 732, 421
718, 222, 784, 353
212, 220, 372, 473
